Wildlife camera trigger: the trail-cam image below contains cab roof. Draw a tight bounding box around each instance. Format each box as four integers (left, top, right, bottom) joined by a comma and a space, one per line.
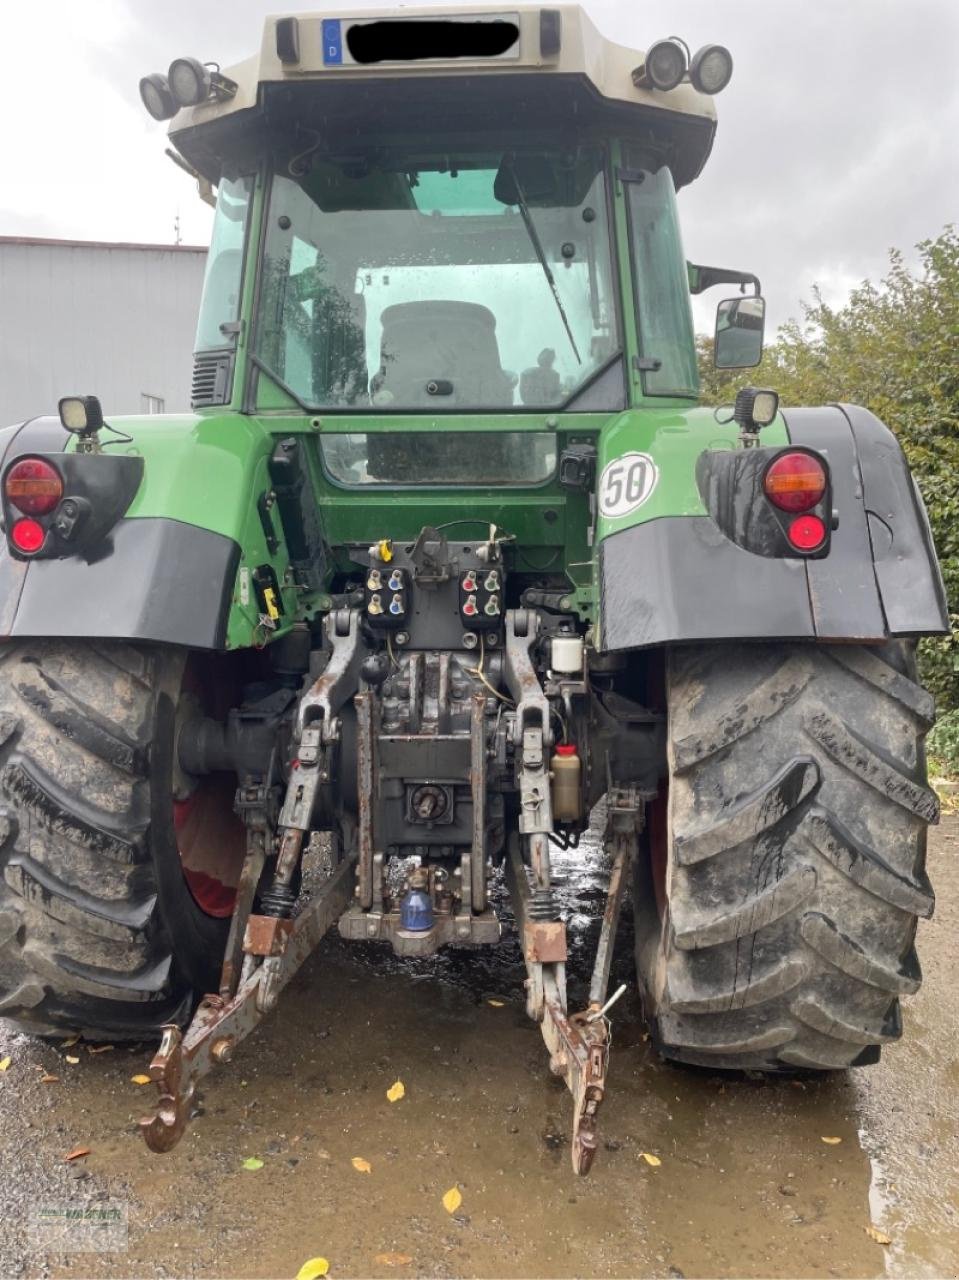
167, 5, 719, 188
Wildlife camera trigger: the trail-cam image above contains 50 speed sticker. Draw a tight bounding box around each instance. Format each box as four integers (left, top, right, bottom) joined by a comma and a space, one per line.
598, 452, 659, 519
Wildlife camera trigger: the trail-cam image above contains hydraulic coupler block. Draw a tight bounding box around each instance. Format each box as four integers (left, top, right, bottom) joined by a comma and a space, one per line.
460, 567, 502, 630
364, 563, 410, 629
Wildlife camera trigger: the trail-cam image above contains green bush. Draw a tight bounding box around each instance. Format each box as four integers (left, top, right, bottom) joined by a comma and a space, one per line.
928, 708, 959, 776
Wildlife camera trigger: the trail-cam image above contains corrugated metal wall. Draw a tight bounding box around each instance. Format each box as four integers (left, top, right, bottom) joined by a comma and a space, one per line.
0, 238, 207, 427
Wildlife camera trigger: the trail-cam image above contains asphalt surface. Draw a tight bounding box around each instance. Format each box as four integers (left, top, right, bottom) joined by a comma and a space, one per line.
2, 816, 957, 1280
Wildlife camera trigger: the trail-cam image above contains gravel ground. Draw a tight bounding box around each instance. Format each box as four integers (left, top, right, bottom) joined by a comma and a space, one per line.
1, 818, 957, 1279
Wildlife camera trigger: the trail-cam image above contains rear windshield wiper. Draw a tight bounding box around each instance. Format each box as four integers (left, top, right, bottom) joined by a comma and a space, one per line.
506, 162, 582, 366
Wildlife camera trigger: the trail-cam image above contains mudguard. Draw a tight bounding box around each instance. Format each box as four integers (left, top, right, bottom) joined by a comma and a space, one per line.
598, 403, 948, 651
0, 417, 240, 649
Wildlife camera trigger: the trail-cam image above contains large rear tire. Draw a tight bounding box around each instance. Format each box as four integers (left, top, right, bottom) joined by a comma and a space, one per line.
635, 641, 937, 1071
0, 641, 242, 1039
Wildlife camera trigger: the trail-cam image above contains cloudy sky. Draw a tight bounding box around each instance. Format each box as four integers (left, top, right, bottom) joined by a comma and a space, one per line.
2, 0, 957, 333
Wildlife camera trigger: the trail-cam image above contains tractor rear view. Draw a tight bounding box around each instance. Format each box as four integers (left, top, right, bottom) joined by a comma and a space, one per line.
0, 6, 947, 1175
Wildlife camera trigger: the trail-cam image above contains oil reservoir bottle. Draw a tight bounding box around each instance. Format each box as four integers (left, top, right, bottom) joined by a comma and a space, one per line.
551, 743, 583, 822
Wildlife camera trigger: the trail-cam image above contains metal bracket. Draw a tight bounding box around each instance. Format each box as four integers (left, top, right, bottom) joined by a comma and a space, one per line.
504, 611, 554, 835
218, 779, 275, 1000
295, 609, 363, 738
505, 797, 641, 1175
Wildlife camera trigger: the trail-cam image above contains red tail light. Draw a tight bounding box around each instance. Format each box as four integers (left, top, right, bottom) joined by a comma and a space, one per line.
787, 514, 827, 551
10, 518, 46, 554
764, 451, 827, 513
5, 458, 63, 516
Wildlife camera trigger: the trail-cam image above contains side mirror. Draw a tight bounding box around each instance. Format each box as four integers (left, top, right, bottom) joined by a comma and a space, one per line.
714, 295, 766, 369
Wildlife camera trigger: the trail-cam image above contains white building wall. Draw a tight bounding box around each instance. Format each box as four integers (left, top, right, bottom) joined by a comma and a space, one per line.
0, 238, 207, 427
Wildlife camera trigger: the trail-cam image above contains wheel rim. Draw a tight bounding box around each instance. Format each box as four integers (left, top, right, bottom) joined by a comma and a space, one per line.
173, 658, 246, 919
174, 779, 244, 917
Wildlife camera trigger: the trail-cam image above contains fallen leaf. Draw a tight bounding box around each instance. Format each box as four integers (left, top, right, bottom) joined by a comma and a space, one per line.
241, 1156, 264, 1171
352, 1156, 372, 1174
642, 1152, 662, 1167
87, 1044, 114, 1055
441, 1186, 462, 1214
374, 1253, 413, 1267
65, 1055, 80, 1065
131, 1074, 152, 1086
866, 1224, 892, 1246
487, 999, 505, 1008
386, 1080, 405, 1103
41, 1074, 59, 1084
64, 1147, 91, 1162
61, 1035, 80, 1048
295, 1258, 330, 1280
0, 1057, 10, 1072
821, 1136, 843, 1145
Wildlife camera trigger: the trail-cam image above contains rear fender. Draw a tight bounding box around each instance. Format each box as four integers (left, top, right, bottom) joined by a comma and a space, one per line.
0, 414, 314, 651
597, 403, 947, 651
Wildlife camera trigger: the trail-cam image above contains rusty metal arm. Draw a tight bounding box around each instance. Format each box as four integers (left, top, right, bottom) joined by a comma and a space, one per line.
140, 854, 357, 1153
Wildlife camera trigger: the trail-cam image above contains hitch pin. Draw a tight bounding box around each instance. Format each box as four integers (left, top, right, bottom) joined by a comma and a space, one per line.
587, 982, 627, 1023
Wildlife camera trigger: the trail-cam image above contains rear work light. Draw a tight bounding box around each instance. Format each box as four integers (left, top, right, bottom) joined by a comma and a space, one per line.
5, 457, 63, 516
10, 518, 46, 554
763, 451, 827, 513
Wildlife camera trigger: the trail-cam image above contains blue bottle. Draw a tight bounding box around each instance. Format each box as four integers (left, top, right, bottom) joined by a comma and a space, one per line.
400, 887, 433, 931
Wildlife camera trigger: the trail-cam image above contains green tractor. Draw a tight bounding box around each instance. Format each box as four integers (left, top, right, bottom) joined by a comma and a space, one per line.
0, 6, 946, 1174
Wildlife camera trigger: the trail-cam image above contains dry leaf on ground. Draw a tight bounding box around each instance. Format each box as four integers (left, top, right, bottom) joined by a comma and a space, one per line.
386, 1080, 405, 1103
87, 1044, 114, 1055
821, 1136, 843, 1145
241, 1156, 264, 1171
64, 1147, 90, 1162
487, 999, 505, 1007
866, 1224, 893, 1246
642, 1152, 662, 1167
0, 1057, 10, 1072
65, 1055, 80, 1065
61, 1035, 80, 1048
442, 1186, 462, 1214
40, 1074, 59, 1084
295, 1258, 330, 1280
352, 1156, 372, 1174
131, 1074, 152, 1086
374, 1253, 413, 1266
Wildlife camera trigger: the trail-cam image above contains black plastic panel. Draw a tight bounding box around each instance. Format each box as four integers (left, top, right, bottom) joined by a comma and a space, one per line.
837, 403, 949, 636
600, 516, 815, 651
10, 518, 240, 649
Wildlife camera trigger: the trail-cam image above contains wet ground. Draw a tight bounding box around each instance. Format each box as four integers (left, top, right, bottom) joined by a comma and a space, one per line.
2, 817, 958, 1280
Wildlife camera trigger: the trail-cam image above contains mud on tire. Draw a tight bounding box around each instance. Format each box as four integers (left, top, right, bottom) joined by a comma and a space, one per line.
635, 642, 937, 1071
0, 641, 228, 1039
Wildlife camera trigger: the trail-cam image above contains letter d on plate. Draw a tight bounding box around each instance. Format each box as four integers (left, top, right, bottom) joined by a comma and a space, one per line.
598, 452, 659, 518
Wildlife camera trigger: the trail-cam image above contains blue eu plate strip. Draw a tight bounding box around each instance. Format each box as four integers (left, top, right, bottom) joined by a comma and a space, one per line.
322, 18, 343, 65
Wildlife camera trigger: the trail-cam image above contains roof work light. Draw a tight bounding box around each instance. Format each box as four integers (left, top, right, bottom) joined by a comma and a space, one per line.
168, 57, 212, 108
139, 73, 177, 121
690, 44, 734, 94
632, 37, 733, 95
632, 38, 688, 91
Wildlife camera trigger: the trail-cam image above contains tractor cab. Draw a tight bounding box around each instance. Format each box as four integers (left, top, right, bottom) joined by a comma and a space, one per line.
142, 7, 743, 423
